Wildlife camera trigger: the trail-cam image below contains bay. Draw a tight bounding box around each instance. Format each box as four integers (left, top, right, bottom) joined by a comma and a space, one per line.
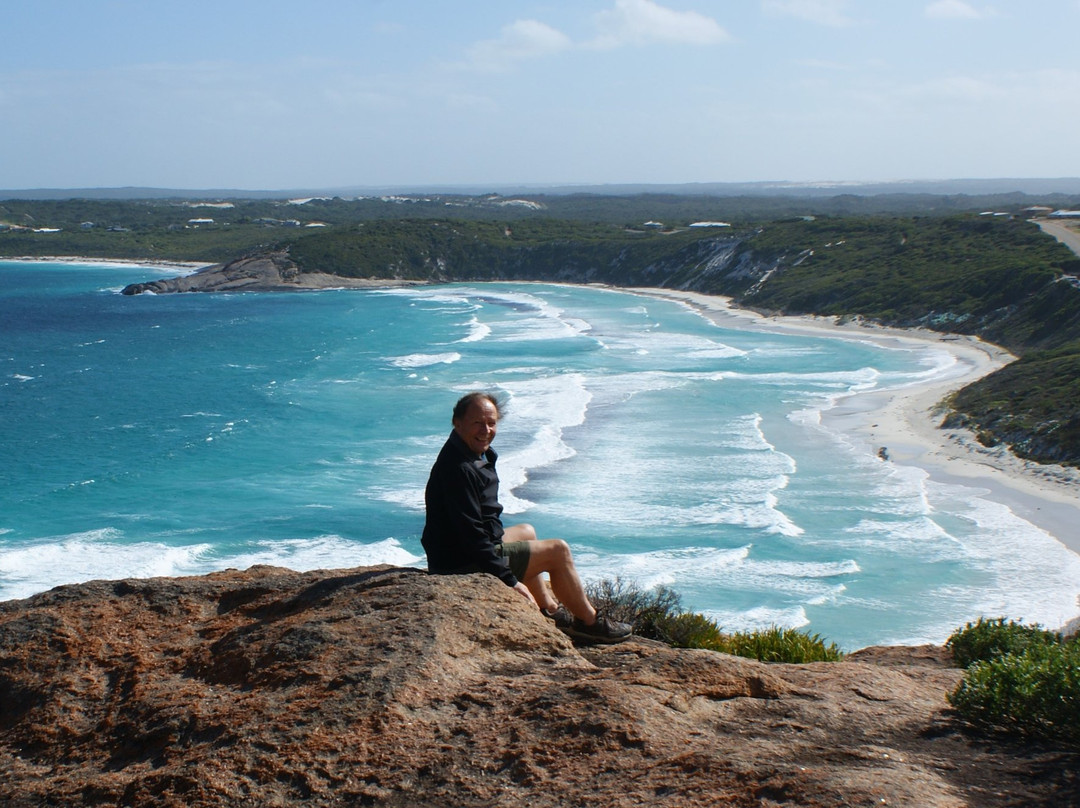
3, 260, 1078, 649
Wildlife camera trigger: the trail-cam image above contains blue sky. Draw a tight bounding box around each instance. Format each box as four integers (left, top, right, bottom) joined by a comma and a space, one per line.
3, 0, 1079, 190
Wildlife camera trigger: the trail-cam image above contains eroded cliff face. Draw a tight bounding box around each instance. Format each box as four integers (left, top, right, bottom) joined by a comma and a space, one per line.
120, 253, 417, 294
0, 566, 1075, 807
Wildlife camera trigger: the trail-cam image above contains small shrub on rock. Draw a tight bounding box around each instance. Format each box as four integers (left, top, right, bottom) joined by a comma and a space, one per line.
585, 578, 843, 663
584, 577, 682, 639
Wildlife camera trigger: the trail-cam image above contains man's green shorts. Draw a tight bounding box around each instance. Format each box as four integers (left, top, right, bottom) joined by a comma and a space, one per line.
497, 540, 532, 581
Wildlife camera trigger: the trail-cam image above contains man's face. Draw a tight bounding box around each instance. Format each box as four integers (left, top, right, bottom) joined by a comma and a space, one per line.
453, 397, 499, 456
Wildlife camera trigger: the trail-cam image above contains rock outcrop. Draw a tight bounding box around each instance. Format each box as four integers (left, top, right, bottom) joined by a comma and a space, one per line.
120, 252, 419, 294
1, 566, 1076, 807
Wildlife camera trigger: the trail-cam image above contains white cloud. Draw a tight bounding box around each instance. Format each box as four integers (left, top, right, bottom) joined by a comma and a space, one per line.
924, 0, 983, 20
589, 0, 730, 49
458, 2, 728, 72
762, 0, 856, 27
464, 19, 572, 72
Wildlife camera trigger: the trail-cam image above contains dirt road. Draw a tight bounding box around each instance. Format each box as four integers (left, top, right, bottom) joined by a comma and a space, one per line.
1036, 218, 1080, 258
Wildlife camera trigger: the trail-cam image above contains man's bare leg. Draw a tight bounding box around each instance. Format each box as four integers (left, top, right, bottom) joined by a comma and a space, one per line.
502, 524, 559, 613
505, 524, 597, 624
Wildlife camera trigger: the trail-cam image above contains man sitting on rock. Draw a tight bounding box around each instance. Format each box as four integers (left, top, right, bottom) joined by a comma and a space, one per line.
422, 391, 632, 644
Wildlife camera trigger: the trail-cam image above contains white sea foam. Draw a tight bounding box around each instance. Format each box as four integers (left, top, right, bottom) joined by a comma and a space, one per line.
458, 315, 492, 343
481, 289, 590, 342
682, 494, 803, 537
579, 369, 701, 403
575, 545, 753, 590
374, 287, 477, 309
0, 529, 214, 602
385, 285, 588, 340
598, 328, 747, 360
845, 516, 960, 556
703, 605, 811, 633
545, 401, 802, 538
0, 532, 423, 603
750, 343, 829, 359
374, 487, 426, 511
211, 535, 423, 572
494, 374, 593, 513
929, 486, 1080, 630
389, 352, 462, 368
725, 366, 881, 391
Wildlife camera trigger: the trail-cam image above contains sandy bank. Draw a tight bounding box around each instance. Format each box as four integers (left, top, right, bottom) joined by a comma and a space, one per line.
1, 255, 210, 272
633, 289, 1080, 569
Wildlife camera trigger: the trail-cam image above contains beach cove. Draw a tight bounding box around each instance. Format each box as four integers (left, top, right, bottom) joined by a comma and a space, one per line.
3, 259, 1079, 645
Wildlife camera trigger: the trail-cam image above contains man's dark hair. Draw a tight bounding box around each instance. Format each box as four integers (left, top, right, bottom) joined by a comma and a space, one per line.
453, 391, 502, 421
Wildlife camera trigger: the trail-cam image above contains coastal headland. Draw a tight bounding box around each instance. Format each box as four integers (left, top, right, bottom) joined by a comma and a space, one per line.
2, 564, 1077, 807
117, 251, 423, 294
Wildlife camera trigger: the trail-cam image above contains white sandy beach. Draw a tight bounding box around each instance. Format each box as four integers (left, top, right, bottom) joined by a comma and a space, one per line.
2, 255, 211, 272
634, 289, 1080, 574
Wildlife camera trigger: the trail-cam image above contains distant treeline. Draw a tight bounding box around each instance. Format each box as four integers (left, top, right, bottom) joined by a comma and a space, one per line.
3, 194, 1080, 466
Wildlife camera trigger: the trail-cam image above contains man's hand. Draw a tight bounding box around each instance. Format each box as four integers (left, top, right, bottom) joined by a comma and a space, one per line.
513, 581, 538, 608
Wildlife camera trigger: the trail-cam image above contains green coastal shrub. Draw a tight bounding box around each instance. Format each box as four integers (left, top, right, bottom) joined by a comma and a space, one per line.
717, 626, 845, 663
946, 617, 1080, 746
946, 616, 1063, 668
662, 611, 727, 650
948, 642, 1080, 745
585, 578, 844, 663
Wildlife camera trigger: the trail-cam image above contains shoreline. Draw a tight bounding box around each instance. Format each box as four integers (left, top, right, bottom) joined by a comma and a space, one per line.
638, 287, 1080, 633
1, 255, 211, 272
632, 289, 1080, 560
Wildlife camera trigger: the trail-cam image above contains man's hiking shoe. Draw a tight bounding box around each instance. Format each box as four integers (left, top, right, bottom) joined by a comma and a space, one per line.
567, 611, 633, 644
543, 605, 574, 632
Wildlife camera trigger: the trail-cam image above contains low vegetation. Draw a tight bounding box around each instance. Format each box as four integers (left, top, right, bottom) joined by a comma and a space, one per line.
947, 618, 1080, 747
586, 578, 845, 663
945, 348, 1080, 465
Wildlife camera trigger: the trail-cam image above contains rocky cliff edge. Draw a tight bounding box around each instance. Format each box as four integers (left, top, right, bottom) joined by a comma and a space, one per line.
120, 253, 420, 294
1, 566, 1076, 807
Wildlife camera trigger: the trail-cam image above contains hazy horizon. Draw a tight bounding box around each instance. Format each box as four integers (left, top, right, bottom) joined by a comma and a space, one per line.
3, 1, 1079, 191
5, 177, 1080, 202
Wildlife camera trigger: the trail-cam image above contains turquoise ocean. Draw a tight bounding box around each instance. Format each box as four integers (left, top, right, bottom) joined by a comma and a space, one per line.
3, 260, 1079, 649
